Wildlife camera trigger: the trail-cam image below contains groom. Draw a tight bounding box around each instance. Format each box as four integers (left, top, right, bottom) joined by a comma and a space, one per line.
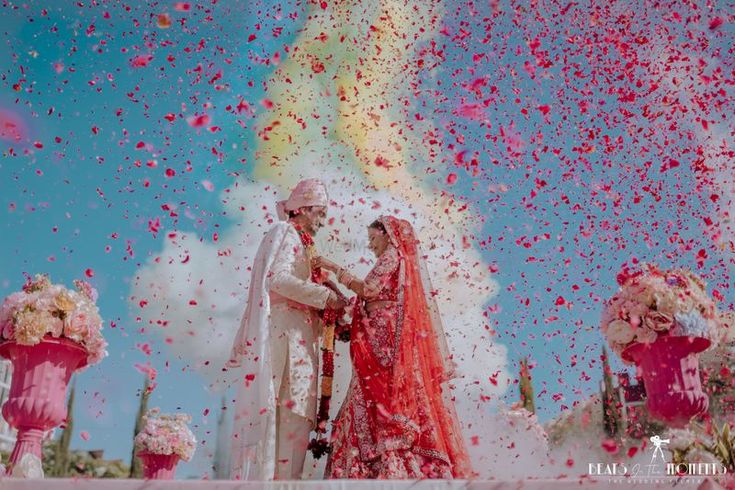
228, 179, 347, 480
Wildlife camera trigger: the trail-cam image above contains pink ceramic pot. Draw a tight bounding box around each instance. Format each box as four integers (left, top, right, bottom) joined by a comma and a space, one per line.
138, 452, 180, 479
0, 336, 87, 469
622, 335, 710, 428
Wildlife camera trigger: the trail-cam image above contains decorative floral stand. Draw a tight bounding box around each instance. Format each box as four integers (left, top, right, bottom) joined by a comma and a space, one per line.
138, 452, 181, 480
622, 335, 710, 428
0, 336, 87, 472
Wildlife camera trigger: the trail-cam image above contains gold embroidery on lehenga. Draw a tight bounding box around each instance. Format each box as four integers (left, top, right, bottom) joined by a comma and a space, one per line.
393, 259, 406, 364
364, 307, 395, 367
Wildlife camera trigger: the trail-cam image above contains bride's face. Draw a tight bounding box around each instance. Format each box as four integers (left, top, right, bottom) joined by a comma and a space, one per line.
367, 227, 389, 258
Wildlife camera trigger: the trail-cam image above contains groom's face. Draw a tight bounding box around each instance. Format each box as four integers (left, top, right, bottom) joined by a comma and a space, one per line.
301, 205, 327, 234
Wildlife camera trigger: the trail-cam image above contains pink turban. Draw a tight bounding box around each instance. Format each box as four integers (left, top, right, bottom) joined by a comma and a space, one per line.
276, 179, 328, 220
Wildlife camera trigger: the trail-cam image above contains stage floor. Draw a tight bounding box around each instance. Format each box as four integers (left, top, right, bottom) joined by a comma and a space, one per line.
0, 478, 725, 489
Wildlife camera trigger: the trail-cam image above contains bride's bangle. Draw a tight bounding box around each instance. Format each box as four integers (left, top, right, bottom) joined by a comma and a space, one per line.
337, 269, 354, 286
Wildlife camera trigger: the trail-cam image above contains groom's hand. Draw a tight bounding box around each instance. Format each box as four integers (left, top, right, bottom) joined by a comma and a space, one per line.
323, 279, 348, 298
326, 291, 347, 310
323, 279, 352, 307
313, 255, 339, 272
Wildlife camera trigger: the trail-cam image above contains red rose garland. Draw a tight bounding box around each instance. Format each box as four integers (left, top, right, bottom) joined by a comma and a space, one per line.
298, 231, 337, 458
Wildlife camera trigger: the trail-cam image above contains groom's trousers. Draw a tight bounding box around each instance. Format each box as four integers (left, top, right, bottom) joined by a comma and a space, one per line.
269, 301, 319, 480
275, 368, 312, 480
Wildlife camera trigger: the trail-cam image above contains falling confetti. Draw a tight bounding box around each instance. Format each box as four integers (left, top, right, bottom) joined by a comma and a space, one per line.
1, 0, 734, 482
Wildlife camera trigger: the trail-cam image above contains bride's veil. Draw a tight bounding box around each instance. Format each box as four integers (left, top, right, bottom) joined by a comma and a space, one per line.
379, 215, 474, 477
380, 216, 456, 379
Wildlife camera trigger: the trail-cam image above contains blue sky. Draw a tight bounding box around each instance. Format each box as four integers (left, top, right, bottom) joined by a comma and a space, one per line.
0, 1, 282, 476
1, 0, 733, 478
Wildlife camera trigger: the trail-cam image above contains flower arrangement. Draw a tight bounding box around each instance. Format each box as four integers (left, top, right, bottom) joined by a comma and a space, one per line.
667, 423, 735, 472
719, 311, 735, 345
0, 274, 108, 365
506, 402, 550, 447
134, 408, 197, 461
601, 264, 725, 358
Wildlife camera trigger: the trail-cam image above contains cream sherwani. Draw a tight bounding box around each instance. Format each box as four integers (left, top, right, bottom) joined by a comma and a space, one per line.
268, 224, 330, 422
229, 221, 331, 480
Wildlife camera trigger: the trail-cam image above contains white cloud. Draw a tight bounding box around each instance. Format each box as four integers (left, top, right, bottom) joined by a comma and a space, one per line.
131, 168, 508, 381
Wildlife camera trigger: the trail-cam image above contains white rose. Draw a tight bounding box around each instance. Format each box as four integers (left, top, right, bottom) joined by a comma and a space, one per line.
654, 290, 683, 316
606, 319, 636, 344
629, 283, 656, 306
620, 299, 649, 320
634, 325, 658, 344
666, 429, 698, 451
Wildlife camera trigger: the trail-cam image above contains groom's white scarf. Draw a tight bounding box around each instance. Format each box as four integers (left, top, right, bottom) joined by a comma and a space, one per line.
228, 221, 291, 481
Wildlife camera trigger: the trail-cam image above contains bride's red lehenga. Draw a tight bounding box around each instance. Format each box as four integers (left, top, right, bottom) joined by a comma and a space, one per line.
325, 216, 474, 479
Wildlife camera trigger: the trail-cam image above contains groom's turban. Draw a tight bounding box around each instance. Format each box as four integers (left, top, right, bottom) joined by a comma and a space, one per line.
276, 179, 328, 220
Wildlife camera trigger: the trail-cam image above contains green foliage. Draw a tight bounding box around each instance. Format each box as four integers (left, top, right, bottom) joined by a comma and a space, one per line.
600, 347, 620, 438
48, 381, 76, 477
706, 422, 735, 471
129, 376, 151, 478
519, 357, 536, 414
41, 443, 129, 478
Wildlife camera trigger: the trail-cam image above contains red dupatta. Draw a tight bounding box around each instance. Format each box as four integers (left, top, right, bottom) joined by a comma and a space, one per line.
380, 216, 474, 478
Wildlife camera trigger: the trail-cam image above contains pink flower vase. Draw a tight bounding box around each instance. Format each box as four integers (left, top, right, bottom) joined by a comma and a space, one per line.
138, 452, 180, 479
0, 336, 87, 471
622, 335, 710, 428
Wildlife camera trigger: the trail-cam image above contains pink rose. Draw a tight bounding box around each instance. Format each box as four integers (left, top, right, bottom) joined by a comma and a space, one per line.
1, 321, 14, 340
49, 315, 64, 337
64, 312, 90, 342
644, 310, 674, 332
635, 326, 658, 344
605, 320, 636, 345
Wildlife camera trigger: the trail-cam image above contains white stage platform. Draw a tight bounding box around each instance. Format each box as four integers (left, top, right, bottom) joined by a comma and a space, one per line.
0, 478, 726, 489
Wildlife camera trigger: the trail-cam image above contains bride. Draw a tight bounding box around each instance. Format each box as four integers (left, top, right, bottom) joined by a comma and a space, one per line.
314, 216, 473, 479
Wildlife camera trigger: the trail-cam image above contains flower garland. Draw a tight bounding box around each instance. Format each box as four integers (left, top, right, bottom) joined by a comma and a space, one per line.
298, 231, 337, 459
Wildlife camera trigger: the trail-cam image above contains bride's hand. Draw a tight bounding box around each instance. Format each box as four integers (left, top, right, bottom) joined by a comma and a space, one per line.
313, 255, 340, 272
